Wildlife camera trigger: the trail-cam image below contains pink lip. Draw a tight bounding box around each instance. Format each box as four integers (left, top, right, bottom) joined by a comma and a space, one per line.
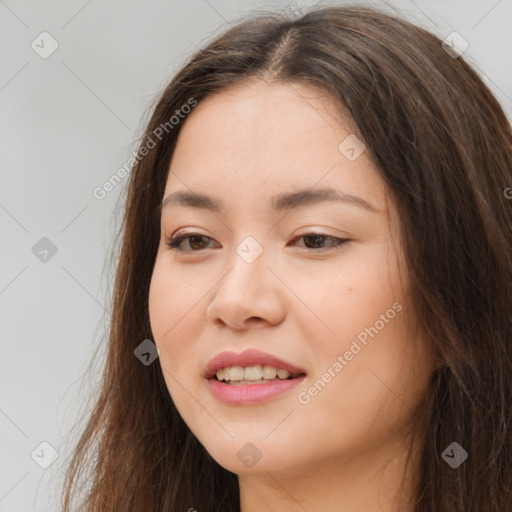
207, 375, 306, 405
204, 348, 307, 380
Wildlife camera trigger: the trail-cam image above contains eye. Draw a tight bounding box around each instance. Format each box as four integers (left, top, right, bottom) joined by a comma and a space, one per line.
289, 233, 349, 251
165, 232, 348, 252
165, 233, 219, 251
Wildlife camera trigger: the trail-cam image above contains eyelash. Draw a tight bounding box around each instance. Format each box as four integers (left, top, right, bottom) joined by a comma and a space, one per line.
164, 232, 349, 253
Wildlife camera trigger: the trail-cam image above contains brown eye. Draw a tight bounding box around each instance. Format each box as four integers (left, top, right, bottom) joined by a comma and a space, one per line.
165, 232, 348, 253
290, 233, 348, 250
166, 234, 217, 251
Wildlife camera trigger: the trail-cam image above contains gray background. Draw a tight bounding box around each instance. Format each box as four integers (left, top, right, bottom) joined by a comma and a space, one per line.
1, 1, 511, 510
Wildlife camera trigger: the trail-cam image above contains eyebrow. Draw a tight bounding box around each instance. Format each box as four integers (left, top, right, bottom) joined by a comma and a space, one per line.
160, 187, 380, 213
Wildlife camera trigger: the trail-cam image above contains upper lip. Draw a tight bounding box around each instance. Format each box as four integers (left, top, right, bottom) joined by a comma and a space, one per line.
204, 349, 307, 379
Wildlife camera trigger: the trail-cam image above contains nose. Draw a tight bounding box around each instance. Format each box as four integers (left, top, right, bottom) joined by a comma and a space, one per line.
206, 245, 286, 330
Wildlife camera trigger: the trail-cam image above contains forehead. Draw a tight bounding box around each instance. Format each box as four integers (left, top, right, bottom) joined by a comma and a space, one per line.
163, 80, 385, 212
173, 79, 355, 151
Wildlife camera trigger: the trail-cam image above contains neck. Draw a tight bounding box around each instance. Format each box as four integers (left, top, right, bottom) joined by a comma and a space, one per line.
238, 434, 422, 512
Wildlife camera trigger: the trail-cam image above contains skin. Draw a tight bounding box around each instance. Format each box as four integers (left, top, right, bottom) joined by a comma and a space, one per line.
148, 79, 437, 512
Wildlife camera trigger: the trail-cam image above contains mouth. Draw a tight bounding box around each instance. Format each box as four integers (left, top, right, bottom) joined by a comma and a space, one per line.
211, 364, 306, 385
204, 348, 307, 380
207, 371, 307, 405
204, 349, 307, 404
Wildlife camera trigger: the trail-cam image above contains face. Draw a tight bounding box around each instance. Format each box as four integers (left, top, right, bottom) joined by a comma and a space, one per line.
148, 80, 435, 477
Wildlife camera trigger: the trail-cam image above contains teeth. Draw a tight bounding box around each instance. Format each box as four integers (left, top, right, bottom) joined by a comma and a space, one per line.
215, 365, 293, 382
262, 365, 277, 380
244, 365, 263, 380
277, 369, 290, 379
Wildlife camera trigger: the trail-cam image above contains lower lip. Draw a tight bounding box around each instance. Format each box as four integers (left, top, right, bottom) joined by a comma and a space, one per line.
207, 375, 306, 405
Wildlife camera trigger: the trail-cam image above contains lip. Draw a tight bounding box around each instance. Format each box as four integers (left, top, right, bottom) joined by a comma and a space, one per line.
204, 348, 307, 380
207, 375, 306, 405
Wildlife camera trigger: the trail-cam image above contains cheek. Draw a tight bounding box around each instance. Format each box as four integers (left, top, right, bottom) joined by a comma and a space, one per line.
149, 257, 207, 329
148, 260, 208, 423
289, 245, 402, 350
294, 245, 423, 414
148, 260, 203, 372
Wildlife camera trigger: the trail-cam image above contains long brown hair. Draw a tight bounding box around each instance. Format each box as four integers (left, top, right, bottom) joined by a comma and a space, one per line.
60, 4, 512, 511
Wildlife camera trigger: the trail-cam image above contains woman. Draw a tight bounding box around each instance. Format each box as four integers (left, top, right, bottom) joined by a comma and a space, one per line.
60, 4, 512, 511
